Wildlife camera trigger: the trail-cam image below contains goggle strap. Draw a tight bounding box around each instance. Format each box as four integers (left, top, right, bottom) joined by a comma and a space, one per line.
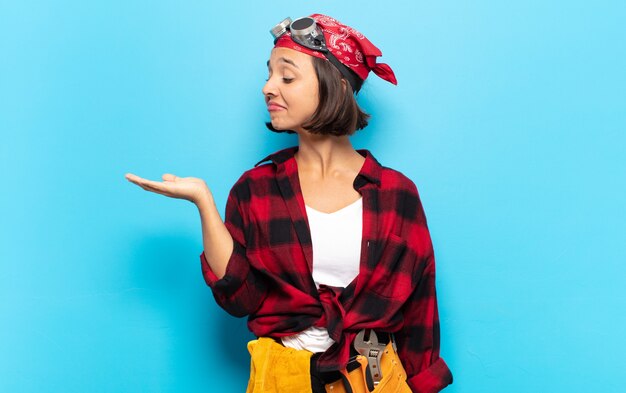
323, 51, 361, 94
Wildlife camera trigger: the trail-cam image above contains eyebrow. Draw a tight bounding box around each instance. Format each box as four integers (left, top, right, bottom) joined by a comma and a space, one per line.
266, 57, 300, 69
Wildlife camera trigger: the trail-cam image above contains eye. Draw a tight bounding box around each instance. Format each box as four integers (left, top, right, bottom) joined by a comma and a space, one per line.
282, 78, 294, 84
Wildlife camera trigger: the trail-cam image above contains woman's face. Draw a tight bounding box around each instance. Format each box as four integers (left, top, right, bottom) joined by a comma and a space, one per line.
263, 47, 319, 133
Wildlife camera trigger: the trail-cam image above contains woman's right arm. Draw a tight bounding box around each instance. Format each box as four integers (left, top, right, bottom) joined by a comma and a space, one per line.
125, 172, 232, 279
125, 172, 267, 316
195, 192, 233, 280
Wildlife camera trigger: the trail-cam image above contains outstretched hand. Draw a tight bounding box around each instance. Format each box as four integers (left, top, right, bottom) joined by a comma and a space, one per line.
125, 173, 212, 205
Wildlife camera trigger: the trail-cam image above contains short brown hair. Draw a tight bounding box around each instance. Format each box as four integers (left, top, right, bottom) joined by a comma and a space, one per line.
266, 56, 370, 136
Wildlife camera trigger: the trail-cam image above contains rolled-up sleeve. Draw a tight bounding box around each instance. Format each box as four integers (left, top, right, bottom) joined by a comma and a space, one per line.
395, 184, 452, 392
200, 179, 267, 317
395, 252, 452, 392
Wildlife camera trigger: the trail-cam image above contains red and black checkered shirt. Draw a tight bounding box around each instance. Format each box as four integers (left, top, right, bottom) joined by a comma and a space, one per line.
201, 146, 452, 392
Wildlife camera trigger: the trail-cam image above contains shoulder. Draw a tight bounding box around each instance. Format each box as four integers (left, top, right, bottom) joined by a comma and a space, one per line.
358, 149, 419, 196
227, 163, 274, 200
237, 162, 276, 184
379, 164, 420, 198
228, 147, 293, 199
376, 162, 427, 225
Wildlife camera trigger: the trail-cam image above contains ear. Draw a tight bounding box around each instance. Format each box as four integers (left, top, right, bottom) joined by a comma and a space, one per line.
341, 78, 347, 93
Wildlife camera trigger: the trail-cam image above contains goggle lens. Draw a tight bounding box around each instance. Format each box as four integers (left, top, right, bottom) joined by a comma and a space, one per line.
270, 16, 328, 53
270, 17, 292, 39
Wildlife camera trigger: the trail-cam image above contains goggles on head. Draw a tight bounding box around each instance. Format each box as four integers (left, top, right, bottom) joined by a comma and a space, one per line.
270, 16, 362, 93
271, 17, 328, 53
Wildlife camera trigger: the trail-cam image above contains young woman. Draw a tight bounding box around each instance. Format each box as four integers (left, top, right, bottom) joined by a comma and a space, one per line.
126, 14, 452, 393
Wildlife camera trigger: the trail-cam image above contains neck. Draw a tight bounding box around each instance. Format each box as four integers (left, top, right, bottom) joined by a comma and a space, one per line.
295, 132, 363, 178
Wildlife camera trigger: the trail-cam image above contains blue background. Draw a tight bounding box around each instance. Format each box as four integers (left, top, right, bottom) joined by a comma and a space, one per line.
1, 0, 625, 391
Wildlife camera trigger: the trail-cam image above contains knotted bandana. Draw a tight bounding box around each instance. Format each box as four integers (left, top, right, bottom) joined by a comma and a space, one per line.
274, 14, 397, 85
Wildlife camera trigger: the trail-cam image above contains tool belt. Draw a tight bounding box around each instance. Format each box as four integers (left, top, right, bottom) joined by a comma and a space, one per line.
322, 330, 411, 393
246, 330, 411, 393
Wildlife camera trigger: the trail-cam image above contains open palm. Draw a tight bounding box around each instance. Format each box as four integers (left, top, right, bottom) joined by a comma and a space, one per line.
125, 173, 210, 204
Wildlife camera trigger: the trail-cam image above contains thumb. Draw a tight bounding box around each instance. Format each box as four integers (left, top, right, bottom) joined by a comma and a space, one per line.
162, 173, 178, 182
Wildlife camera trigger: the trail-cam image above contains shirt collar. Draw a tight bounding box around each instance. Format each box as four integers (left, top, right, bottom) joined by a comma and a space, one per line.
255, 146, 382, 188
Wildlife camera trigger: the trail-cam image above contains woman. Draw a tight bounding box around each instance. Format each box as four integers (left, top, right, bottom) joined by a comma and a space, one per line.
126, 14, 452, 393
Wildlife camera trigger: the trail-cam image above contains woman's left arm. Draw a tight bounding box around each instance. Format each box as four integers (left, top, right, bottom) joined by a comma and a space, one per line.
395, 252, 453, 392
393, 183, 453, 392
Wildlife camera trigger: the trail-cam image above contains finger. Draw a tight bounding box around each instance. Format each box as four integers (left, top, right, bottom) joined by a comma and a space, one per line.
126, 173, 156, 185
125, 173, 162, 188
125, 173, 179, 198
125, 173, 141, 182
136, 177, 169, 190
126, 176, 144, 186
126, 175, 152, 187
136, 181, 174, 197
141, 184, 168, 195
162, 173, 178, 182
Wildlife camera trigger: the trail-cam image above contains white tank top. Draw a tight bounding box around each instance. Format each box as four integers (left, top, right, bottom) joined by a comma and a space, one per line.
281, 197, 363, 352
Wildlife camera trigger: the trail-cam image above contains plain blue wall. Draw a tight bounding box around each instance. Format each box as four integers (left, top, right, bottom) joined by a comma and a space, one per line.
1, 0, 624, 391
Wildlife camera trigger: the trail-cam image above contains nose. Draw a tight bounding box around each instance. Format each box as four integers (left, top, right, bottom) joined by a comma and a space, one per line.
262, 76, 277, 99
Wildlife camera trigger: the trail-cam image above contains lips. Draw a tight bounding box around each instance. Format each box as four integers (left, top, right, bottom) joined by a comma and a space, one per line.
267, 102, 286, 112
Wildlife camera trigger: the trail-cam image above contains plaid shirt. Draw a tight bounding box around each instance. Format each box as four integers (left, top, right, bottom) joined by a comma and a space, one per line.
201, 147, 452, 392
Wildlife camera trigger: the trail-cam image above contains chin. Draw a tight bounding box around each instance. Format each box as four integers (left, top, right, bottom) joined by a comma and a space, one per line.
271, 121, 285, 130
266, 121, 297, 134
271, 118, 292, 129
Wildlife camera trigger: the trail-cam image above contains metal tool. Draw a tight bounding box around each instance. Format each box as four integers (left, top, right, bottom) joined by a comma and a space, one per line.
353, 329, 388, 386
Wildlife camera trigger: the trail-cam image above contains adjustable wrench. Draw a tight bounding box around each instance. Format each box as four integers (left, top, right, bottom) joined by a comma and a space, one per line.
353, 329, 387, 386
